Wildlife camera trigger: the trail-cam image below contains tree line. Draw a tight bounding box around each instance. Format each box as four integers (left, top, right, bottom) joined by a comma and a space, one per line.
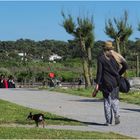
0, 39, 138, 64
0, 11, 140, 88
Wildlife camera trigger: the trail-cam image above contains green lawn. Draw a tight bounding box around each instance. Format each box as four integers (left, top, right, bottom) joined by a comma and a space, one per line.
0, 99, 133, 139
119, 91, 140, 105
0, 99, 81, 126
0, 127, 132, 139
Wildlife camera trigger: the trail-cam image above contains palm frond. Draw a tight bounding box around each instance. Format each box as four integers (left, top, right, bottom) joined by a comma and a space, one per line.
62, 14, 76, 35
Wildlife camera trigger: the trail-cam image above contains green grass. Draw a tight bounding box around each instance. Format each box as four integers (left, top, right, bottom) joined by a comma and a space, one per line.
120, 91, 140, 105
48, 87, 94, 97
0, 127, 132, 139
0, 99, 81, 126
45, 87, 140, 105
0, 98, 134, 139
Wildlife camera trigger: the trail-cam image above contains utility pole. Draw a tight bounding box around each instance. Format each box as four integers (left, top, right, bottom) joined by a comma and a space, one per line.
136, 54, 139, 77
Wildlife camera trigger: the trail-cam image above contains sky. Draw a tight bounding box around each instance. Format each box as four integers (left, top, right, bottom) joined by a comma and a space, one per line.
0, 1, 140, 42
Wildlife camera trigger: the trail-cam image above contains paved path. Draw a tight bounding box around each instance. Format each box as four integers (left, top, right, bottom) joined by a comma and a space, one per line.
0, 88, 140, 138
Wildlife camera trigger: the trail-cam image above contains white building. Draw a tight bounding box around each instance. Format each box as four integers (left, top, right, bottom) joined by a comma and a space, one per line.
49, 54, 62, 61
18, 53, 25, 56
18, 53, 27, 61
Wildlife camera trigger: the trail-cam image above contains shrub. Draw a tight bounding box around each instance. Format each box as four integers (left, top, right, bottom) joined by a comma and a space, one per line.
0, 67, 11, 76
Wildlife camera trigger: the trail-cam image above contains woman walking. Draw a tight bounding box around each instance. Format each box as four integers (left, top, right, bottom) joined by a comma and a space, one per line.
92, 41, 128, 126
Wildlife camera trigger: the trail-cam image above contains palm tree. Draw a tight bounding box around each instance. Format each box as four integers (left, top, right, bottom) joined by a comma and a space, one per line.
105, 11, 133, 55
138, 23, 140, 32
62, 12, 95, 88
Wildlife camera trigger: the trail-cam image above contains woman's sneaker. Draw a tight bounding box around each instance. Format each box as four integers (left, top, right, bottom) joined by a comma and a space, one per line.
115, 116, 120, 125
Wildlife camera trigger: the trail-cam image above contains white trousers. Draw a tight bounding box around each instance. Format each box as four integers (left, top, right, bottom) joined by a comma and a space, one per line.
104, 88, 120, 124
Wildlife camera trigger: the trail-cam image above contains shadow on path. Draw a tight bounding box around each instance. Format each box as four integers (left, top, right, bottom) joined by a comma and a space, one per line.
121, 108, 140, 113
46, 117, 105, 126
82, 122, 106, 126
69, 99, 103, 103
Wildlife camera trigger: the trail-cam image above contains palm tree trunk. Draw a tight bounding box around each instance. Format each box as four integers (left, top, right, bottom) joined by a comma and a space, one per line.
136, 54, 139, 77
116, 38, 121, 54
82, 58, 92, 88
87, 47, 93, 84
80, 40, 92, 88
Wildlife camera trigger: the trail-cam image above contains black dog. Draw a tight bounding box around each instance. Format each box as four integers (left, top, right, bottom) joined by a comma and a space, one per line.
27, 112, 46, 128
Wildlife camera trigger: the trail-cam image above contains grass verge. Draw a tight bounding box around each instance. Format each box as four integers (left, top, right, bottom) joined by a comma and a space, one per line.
45, 87, 140, 105
0, 99, 133, 139
0, 99, 81, 126
0, 127, 133, 139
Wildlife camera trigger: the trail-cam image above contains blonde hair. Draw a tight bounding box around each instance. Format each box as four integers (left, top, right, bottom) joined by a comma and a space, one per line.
110, 50, 126, 68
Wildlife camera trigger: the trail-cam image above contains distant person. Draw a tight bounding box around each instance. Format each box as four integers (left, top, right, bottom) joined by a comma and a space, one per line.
92, 41, 128, 126
0, 74, 8, 88
8, 75, 15, 88
78, 78, 82, 86
48, 72, 55, 79
0, 74, 5, 88
48, 72, 55, 87
78, 77, 83, 88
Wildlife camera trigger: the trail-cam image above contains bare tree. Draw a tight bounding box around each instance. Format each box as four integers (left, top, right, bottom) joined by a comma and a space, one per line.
105, 11, 133, 55
62, 12, 95, 88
